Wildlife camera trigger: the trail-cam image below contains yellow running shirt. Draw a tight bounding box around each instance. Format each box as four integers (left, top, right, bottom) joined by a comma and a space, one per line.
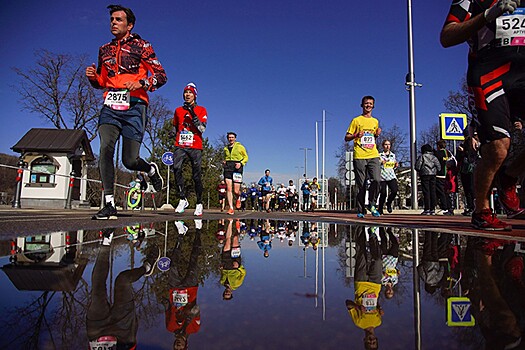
347, 116, 380, 160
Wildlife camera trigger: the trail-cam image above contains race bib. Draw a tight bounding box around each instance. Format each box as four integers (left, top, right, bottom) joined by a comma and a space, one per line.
220, 188, 226, 193
89, 336, 117, 350
384, 161, 396, 169
179, 130, 194, 147
362, 293, 378, 313
233, 172, 243, 183
496, 9, 525, 46
231, 247, 241, 258
104, 90, 130, 110
360, 132, 376, 149
385, 268, 397, 276
173, 289, 189, 307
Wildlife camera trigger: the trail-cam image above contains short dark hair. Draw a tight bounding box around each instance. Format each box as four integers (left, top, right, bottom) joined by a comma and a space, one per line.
361, 95, 375, 106
265, 169, 270, 173
437, 139, 447, 149
107, 4, 136, 27
227, 132, 237, 138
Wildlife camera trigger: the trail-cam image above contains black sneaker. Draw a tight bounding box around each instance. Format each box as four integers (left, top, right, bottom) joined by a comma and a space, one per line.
143, 245, 161, 277
92, 203, 118, 220
444, 210, 454, 216
149, 162, 164, 192
386, 203, 393, 213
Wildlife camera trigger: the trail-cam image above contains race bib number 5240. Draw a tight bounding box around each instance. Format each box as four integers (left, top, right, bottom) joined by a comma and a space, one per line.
496, 9, 525, 46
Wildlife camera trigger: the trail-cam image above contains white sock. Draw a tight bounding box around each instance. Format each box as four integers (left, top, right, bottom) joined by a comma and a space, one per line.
105, 195, 115, 206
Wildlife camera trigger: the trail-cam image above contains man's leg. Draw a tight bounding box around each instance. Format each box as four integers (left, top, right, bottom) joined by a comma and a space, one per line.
474, 138, 510, 212
189, 149, 203, 204
172, 148, 188, 199
378, 181, 387, 213
353, 159, 367, 215
121, 137, 153, 173
98, 124, 121, 200
225, 179, 234, 210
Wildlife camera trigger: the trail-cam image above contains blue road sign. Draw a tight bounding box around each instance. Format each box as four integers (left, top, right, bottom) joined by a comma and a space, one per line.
447, 297, 475, 326
440, 113, 467, 140
162, 152, 174, 166
157, 257, 171, 272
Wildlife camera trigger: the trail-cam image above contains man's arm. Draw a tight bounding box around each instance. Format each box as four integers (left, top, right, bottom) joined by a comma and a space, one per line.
141, 41, 168, 91
440, 13, 486, 48
441, 0, 521, 48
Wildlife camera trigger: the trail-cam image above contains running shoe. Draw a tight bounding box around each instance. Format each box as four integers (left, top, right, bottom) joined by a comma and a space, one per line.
194, 219, 203, 230
143, 245, 161, 277
357, 213, 365, 218
100, 229, 114, 246
148, 162, 164, 192
194, 203, 203, 216
443, 210, 454, 216
227, 208, 234, 215
370, 206, 381, 217
496, 172, 525, 219
470, 237, 510, 256
175, 199, 189, 213
92, 203, 118, 220
420, 210, 429, 215
386, 203, 393, 213
471, 209, 512, 231
175, 221, 188, 235
236, 198, 241, 209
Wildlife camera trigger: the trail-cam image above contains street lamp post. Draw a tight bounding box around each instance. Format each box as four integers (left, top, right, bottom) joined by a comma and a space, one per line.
300, 147, 312, 180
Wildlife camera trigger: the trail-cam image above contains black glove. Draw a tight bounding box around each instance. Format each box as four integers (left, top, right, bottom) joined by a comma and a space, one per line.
167, 127, 177, 139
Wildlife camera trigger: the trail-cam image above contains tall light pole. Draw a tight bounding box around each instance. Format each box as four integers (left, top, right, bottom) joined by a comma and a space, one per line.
300, 147, 312, 179
406, 0, 422, 210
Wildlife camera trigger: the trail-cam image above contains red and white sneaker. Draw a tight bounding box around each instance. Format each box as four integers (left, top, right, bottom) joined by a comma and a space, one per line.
497, 173, 525, 219
471, 209, 512, 231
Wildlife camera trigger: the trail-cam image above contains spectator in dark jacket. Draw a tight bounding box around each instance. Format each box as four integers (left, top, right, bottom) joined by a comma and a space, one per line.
415, 144, 441, 215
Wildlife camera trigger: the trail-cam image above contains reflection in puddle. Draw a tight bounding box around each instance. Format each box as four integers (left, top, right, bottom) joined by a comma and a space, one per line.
0, 220, 523, 349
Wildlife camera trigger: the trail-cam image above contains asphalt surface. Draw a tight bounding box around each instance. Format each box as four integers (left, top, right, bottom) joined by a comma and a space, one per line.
1, 205, 524, 240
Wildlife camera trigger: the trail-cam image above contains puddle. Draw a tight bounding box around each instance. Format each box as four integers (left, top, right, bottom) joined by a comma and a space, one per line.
0, 220, 523, 349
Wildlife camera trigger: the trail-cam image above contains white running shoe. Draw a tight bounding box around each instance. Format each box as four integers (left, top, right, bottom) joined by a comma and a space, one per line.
194, 219, 203, 230
194, 203, 203, 216
175, 199, 189, 213
174, 221, 188, 235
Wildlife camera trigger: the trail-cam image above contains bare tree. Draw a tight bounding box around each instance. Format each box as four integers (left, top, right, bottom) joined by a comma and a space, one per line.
143, 95, 173, 158
378, 123, 409, 165
418, 123, 441, 152
13, 49, 100, 140
443, 76, 473, 117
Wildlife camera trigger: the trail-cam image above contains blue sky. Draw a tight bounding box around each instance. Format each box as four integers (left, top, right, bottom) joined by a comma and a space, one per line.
0, 1, 467, 185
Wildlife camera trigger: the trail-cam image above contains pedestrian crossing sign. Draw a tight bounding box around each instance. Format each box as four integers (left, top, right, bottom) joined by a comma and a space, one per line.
446, 297, 475, 326
440, 113, 467, 140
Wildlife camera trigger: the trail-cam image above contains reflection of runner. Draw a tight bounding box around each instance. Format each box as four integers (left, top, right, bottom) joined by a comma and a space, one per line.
87, 5, 166, 220
345, 226, 383, 350
379, 227, 399, 299
164, 220, 203, 349
220, 220, 246, 300
86, 232, 159, 348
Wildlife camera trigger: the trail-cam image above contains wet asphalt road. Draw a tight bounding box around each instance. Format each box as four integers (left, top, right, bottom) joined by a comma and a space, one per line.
1, 206, 524, 240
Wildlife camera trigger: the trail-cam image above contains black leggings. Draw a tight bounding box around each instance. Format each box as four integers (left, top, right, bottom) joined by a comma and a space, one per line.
99, 124, 151, 196
172, 147, 203, 202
